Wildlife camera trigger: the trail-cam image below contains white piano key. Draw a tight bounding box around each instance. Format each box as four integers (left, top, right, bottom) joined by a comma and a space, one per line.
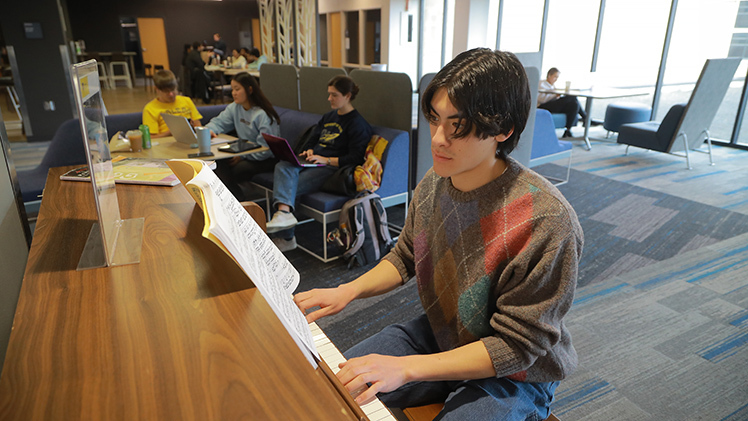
309, 322, 397, 421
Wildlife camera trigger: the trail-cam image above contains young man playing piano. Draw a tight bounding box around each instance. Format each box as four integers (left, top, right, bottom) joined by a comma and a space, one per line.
294, 48, 583, 420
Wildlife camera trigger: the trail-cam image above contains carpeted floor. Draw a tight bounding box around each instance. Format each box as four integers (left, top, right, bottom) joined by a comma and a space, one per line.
290, 165, 748, 419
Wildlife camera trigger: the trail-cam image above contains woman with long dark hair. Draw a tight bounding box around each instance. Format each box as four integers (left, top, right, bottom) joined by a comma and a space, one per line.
267, 75, 372, 251
206, 72, 281, 200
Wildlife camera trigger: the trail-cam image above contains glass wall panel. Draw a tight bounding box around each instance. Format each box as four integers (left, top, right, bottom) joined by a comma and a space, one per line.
586, 0, 671, 121
499, 0, 544, 53
541, 0, 600, 88
345, 11, 360, 65
363, 9, 381, 65
319, 14, 328, 64
422, 0, 445, 75
660, 0, 743, 143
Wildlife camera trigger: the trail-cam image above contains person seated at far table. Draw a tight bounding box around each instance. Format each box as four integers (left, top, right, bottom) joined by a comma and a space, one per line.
537, 67, 587, 138
294, 48, 583, 420
206, 72, 281, 201
230, 49, 247, 69
142, 69, 202, 138
246, 48, 268, 70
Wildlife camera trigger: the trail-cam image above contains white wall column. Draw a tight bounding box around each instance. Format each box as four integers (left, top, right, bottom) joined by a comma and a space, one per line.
451, 0, 491, 58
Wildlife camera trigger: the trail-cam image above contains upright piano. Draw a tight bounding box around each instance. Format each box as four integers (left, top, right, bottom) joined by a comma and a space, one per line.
0, 167, 394, 421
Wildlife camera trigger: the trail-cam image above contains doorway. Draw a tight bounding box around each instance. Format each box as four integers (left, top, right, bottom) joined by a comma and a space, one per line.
137, 18, 170, 71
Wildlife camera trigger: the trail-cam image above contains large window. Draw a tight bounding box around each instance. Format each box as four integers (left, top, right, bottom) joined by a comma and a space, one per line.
659, 0, 743, 142
541, 0, 601, 88
498, 0, 544, 53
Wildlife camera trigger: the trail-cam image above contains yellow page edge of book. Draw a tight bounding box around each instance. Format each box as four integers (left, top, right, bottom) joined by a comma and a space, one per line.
167, 159, 237, 261
166, 159, 206, 209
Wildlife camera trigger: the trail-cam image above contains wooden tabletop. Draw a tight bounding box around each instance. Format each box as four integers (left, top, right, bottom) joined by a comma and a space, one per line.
0, 167, 356, 420
205, 66, 260, 78
112, 135, 268, 161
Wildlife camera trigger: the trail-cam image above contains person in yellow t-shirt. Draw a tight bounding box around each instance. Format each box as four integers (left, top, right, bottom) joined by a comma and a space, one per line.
142, 69, 202, 138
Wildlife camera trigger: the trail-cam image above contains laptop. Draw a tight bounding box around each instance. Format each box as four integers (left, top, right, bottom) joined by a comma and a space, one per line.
262, 133, 326, 167
161, 113, 235, 148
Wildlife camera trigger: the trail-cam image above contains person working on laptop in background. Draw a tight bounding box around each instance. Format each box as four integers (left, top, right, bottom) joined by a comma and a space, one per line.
537, 67, 587, 138
142, 69, 202, 138
205, 72, 281, 201
294, 48, 583, 420
266, 75, 372, 252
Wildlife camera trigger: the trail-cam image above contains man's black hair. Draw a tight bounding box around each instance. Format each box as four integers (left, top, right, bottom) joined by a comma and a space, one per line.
421, 48, 531, 160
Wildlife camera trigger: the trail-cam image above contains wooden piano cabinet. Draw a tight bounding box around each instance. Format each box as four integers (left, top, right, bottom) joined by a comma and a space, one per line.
0, 167, 358, 420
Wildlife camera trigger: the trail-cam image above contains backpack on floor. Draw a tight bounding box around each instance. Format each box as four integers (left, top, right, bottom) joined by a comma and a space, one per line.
328, 190, 395, 268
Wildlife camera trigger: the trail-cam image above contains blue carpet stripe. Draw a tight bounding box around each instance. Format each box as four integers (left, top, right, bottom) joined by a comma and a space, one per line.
586, 161, 638, 172
729, 311, 748, 327
697, 330, 748, 363
553, 378, 615, 415
673, 170, 728, 182
635, 243, 748, 290
723, 186, 748, 196
721, 402, 748, 421
723, 197, 748, 210
684, 259, 748, 285
574, 283, 629, 306
625, 170, 679, 183
610, 161, 679, 177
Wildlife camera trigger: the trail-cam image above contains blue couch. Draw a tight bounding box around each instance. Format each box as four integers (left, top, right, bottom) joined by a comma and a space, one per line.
252, 106, 410, 262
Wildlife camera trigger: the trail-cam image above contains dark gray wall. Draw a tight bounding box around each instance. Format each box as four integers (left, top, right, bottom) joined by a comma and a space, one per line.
66, 0, 259, 74
0, 0, 76, 141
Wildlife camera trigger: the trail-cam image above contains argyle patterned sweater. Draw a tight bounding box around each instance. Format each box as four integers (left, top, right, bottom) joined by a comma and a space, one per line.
384, 157, 583, 382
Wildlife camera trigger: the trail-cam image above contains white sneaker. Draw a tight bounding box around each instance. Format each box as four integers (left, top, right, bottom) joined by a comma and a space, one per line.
266, 211, 298, 233
272, 236, 297, 252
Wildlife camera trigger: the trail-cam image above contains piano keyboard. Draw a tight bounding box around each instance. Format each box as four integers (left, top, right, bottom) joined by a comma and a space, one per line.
310, 322, 397, 421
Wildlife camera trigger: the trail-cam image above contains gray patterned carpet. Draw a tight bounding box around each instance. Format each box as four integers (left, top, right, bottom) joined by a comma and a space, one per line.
290, 166, 748, 419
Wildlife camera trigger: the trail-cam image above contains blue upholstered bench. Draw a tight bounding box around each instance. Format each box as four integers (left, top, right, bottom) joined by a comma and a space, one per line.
551, 113, 566, 129
252, 106, 410, 262
530, 109, 573, 185
604, 103, 651, 134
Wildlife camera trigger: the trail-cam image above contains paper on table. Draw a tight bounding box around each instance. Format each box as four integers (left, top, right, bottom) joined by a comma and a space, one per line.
167, 159, 318, 367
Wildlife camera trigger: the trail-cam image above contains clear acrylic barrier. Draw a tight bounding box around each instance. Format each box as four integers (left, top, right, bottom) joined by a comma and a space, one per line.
70, 59, 144, 270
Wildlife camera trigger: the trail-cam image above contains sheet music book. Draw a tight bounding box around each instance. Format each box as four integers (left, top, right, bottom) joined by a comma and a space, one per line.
60, 157, 180, 186
166, 159, 319, 368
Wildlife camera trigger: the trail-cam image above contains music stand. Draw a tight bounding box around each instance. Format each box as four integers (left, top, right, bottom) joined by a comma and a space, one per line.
70, 59, 144, 270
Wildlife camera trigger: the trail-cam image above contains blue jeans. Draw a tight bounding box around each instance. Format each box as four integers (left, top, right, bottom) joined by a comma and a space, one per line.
272, 161, 336, 237
344, 315, 558, 421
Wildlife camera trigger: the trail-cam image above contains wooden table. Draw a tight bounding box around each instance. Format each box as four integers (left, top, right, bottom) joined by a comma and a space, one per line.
539, 87, 650, 150
112, 135, 268, 161
0, 168, 359, 420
